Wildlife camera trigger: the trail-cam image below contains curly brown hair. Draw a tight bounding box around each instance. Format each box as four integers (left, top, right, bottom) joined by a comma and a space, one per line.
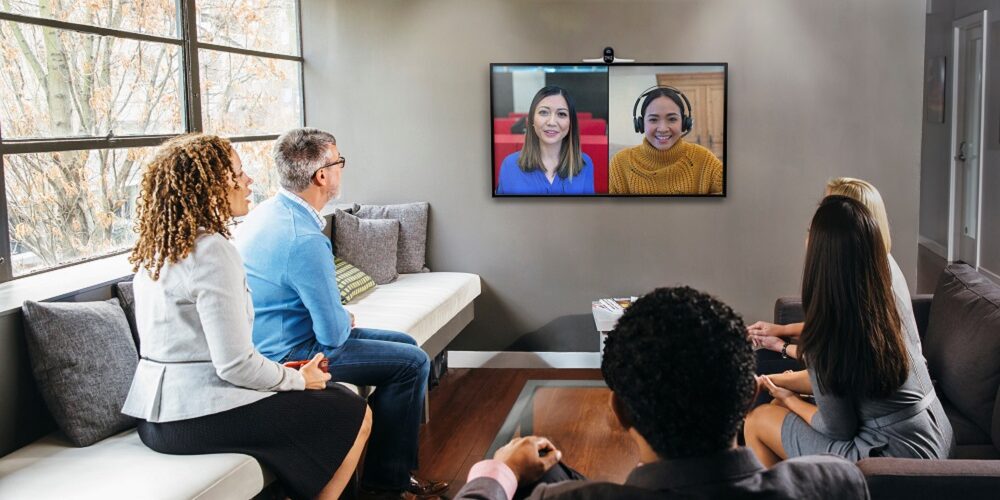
130, 134, 237, 281
602, 286, 754, 458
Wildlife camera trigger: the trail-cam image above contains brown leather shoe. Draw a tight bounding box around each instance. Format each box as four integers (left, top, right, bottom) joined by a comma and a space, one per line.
408, 474, 449, 497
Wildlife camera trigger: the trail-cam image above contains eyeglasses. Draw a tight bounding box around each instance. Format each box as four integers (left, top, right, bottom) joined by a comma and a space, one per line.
311, 156, 346, 178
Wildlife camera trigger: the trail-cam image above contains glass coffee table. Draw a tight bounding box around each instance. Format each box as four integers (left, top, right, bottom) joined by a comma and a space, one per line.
486, 380, 638, 483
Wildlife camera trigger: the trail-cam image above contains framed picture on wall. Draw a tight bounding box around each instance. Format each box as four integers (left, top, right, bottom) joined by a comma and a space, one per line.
924, 56, 946, 124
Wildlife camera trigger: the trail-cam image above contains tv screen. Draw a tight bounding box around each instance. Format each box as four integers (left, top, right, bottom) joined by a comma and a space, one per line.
491, 63, 727, 197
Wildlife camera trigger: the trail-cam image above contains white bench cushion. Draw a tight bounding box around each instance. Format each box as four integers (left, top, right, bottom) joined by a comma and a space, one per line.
0, 272, 481, 498
345, 272, 481, 346
0, 430, 268, 500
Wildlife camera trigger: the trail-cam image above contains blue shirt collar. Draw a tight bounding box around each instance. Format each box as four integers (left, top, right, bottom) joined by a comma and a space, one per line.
278, 188, 326, 230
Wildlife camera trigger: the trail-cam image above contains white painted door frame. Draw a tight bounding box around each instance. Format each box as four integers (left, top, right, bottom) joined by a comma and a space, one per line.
947, 10, 990, 267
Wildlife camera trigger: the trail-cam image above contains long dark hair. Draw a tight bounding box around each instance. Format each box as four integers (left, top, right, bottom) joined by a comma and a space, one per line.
518, 86, 583, 180
799, 195, 909, 399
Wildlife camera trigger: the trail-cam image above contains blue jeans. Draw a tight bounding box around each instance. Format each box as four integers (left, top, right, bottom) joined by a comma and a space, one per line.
282, 328, 430, 491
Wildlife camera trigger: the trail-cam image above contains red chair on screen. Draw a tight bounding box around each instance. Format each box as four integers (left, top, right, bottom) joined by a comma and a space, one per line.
581, 138, 609, 194
493, 135, 524, 186
493, 118, 518, 134
578, 119, 606, 135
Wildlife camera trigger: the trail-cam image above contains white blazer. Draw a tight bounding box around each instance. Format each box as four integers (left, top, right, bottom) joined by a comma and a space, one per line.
122, 232, 305, 422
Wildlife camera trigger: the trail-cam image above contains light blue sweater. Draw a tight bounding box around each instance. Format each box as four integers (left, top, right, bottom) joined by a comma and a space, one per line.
234, 193, 351, 360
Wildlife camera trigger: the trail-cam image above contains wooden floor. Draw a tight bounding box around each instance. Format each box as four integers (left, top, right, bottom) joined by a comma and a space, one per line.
415, 368, 624, 497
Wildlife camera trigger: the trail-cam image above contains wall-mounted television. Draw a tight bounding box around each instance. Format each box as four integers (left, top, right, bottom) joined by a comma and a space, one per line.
491, 63, 727, 197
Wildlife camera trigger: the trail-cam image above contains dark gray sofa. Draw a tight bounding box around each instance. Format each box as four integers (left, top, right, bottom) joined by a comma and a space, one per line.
773, 263, 1000, 499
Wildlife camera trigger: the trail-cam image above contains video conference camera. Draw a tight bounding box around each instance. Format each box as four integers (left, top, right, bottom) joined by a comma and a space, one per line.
603, 47, 615, 64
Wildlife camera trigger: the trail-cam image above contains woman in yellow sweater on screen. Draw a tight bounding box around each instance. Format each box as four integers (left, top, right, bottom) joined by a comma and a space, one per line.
609, 86, 723, 195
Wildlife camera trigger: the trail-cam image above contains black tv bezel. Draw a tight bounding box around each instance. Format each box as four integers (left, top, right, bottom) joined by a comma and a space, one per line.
489, 62, 729, 198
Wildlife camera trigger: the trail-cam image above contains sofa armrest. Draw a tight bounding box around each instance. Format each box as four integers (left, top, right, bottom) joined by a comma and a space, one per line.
774, 295, 933, 334
858, 457, 1000, 500
912, 294, 933, 340
773, 297, 803, 325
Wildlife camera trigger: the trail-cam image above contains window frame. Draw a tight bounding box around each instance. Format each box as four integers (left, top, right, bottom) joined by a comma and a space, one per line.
0, 0, 305, 282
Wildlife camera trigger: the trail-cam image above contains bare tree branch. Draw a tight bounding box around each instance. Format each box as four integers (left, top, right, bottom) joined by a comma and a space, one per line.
1, 1, 48, 86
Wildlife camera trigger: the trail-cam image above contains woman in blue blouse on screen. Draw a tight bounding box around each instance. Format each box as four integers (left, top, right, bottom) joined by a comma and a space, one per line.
495, 86, 595, 195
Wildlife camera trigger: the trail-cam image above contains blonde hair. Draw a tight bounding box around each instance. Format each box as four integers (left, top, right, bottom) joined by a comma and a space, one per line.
130, 134, 237, 281
825, 177, 891, 252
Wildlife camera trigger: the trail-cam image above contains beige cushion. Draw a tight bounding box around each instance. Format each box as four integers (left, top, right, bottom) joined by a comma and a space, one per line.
344, 272, 481, 346
0, 430, 269, 500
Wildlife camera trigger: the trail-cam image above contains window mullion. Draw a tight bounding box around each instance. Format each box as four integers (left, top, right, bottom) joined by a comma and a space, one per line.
196, 42, 302, 62
229, 134, 281, 143
297, 0, 306, 127
179, 0, 203, 133
0, 11, 183, 46
0, 135, 182, 155
0, 156, 13, 282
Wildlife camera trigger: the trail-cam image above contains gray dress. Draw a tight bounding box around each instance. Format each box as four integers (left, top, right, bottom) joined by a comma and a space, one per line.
781, 256, 955, 460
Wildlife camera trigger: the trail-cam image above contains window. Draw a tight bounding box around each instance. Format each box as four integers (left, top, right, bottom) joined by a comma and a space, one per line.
232, 140, 282, 205
0, 1, 303, 280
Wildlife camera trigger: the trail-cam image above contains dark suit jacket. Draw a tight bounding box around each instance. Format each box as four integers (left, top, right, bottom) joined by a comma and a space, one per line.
454, 448, 869, 499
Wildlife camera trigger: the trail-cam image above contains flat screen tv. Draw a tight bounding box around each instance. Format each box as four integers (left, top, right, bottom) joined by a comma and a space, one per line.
491, 63, 727, 197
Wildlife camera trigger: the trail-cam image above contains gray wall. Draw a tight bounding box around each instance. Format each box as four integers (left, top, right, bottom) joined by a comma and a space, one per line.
301, 0, 926, 351
920, 0, 1000, 276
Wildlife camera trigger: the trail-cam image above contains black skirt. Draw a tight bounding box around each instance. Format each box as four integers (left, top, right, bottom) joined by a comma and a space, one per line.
137, 384, 367, 500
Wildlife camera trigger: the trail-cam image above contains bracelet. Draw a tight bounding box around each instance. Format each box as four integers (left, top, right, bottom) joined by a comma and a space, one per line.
781, 340, 791, 359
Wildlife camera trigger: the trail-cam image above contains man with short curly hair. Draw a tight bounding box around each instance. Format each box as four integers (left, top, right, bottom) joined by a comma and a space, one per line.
455, 286, 869, 499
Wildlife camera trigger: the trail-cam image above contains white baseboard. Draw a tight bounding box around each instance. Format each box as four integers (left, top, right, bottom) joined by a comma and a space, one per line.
980, 266, 1000, 285
448, 351, 601, 369
918, 236, 948, 259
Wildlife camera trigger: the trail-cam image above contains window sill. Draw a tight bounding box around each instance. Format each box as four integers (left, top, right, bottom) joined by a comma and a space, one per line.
0, 253, 134, 317
0, 203, 341, 317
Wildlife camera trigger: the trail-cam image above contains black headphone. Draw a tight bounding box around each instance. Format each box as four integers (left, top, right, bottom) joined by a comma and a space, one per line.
632, 86, 693, 134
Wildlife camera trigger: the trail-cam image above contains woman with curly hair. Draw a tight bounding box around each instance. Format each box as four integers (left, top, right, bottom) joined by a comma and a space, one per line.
122, 134, 371, 500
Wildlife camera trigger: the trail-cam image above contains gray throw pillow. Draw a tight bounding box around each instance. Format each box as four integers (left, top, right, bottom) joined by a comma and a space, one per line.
114, 281, 140, 348
328, 203, 360, 246
334, 209, 400, 284
356, 202, 429, 273
22, 298, 138, 447
924, 263, 1000, 442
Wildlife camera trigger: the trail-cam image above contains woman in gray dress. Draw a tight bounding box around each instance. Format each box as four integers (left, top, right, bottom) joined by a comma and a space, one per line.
748, 177, 921, 358
743, 195, 953, 466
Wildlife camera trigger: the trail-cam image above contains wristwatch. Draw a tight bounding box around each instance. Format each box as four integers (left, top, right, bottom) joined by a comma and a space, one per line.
781, 340, 791, 359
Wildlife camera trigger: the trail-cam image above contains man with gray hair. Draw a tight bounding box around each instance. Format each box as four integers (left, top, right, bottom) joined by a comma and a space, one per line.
235, 128, 446, 499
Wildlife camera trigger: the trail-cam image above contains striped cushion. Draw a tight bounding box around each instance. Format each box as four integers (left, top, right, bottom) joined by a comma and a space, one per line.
335, 257, 376, 304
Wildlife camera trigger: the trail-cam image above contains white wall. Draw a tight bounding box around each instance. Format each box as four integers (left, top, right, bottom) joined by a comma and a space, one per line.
512, 71, 546, 113
608, 68, 656, 149
301, 0, 927, 351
